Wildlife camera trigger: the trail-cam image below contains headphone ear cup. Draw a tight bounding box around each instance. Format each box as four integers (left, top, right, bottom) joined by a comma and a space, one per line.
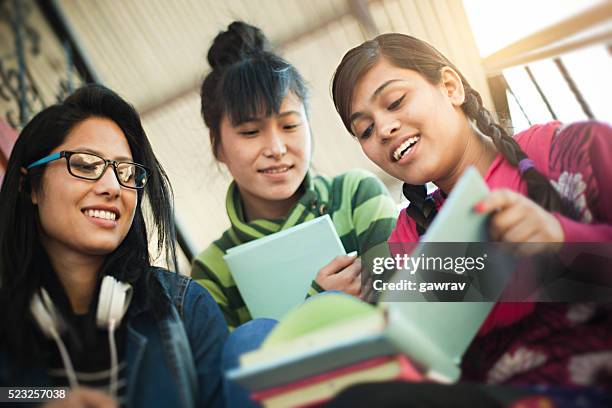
30, 288, 63, 338
96, 276, 133, 328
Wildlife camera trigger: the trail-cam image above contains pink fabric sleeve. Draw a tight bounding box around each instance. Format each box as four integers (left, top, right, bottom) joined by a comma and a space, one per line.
390, 204, 535, 335
479, 121, 612, 336
555, 214, 612, 242
553, 121, 612, 242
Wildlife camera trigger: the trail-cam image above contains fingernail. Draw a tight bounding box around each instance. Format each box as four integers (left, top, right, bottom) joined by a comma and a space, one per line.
347, 251, 358, 258
473, 202, 486, 213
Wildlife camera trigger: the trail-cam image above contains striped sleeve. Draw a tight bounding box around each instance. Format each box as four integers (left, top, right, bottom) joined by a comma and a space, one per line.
353, 174, 398, 252
308, 170, 397, 296
337, 170, 398, 254
191, 241, 251, 330
345, 171, 398, 303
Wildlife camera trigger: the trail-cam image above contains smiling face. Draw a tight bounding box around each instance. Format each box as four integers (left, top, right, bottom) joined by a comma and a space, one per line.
32, 117, 137, 257
217, 91, 311, 211
350, 58, 468, 185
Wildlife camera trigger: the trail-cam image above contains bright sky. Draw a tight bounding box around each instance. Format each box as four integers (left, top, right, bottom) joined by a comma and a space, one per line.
462, 0, 604, 57
462, 0, 611, 130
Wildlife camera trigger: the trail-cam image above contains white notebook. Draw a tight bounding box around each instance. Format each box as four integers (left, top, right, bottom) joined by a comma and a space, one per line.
224, 215, 346, 320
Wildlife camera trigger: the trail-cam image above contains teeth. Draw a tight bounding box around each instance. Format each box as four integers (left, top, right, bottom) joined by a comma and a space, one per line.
262, 166, 290, 174
84, 209, 117, 221
393, 136, 420, 161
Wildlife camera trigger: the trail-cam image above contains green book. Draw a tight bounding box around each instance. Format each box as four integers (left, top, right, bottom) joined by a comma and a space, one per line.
224, 214, 346, 320
228, 167, 496, 390
377, 165, 494, 377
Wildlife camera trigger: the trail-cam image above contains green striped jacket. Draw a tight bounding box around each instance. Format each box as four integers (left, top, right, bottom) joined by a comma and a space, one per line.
191, 170, 397, 329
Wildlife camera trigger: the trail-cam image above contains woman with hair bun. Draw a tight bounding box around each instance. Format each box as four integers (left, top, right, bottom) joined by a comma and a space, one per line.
192, 21, 397, 331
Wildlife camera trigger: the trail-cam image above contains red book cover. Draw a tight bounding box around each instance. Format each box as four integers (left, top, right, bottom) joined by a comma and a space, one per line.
251, 354, 423, 407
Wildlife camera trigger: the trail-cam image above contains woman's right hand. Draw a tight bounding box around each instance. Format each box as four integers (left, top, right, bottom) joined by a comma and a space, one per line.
43, 388, 118, 408
315, 253, 362, 296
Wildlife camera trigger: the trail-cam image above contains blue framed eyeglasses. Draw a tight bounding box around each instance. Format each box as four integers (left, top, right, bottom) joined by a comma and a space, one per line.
26, 151, 149, 189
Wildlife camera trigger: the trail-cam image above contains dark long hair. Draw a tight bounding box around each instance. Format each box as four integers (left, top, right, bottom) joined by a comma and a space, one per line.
332, 34, 569, 229
0, 84, 176, 363
200, 21, 309, 159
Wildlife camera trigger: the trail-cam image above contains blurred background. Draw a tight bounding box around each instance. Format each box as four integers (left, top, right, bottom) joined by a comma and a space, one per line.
1, 0, 610, 270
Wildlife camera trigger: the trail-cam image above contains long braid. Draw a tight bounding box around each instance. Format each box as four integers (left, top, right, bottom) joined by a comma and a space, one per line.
332, 33, 579, 234
462, 86, 570, 216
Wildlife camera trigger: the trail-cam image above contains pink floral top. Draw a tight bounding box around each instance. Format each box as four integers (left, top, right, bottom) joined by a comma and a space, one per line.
388, 121, 612, 390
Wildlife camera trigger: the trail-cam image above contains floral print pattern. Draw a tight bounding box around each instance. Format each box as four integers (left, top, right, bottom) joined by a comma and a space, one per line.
568, 351, 612, 386
487, 347, 547, 384
566, 302, 597, 325
551, 171, 593, 223
460, 122, 612, 404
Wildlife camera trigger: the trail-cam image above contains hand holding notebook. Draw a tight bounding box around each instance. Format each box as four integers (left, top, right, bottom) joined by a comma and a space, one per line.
224, 215, 347, 320
228, 167, 496, 390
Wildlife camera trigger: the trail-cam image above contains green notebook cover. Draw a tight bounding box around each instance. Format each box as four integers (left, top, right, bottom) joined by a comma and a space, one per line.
228, 167, 496, 390
224, 214, 346, 320
380, 166, 494, 377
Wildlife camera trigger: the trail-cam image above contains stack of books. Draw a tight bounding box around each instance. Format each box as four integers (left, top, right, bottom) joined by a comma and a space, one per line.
228, 292, 492, 407
227, 168, 495, 407
251, 354, 422, 407
230, 294, 428, 407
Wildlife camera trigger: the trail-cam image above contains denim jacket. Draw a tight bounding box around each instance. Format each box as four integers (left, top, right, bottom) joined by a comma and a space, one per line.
0, 268, 228, 408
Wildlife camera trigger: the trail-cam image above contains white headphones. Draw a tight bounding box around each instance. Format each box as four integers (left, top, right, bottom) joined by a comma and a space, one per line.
30, 275, 133, 397
95, 275, 133, 328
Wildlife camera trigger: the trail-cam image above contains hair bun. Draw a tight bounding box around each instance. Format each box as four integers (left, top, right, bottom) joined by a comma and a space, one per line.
207, 21, 272, 70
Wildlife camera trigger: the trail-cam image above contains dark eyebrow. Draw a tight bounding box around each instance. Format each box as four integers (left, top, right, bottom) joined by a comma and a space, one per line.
373, 79, 403, 99
73, 148, 132, 162
235, 111, 301, 125
234, 117, 261, 126
277, 110, 301, 118
349, 111, 363, 124
350, 79, 404, 124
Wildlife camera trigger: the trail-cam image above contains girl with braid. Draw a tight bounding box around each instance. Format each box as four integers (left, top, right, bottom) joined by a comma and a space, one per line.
332, 34, 612, 400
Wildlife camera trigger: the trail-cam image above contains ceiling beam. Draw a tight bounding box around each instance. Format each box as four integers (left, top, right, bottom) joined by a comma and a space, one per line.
139, 0, 383, 118
348, 0, 379, 39
483, 1, 612, 74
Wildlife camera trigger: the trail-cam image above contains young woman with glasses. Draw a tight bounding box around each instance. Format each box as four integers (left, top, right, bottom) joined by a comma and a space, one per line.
0, 84, 227, 407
